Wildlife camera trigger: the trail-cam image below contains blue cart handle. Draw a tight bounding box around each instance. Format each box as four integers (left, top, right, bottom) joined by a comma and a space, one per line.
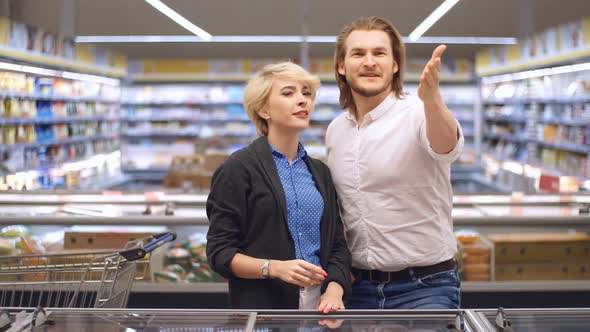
119, 232, 177, 261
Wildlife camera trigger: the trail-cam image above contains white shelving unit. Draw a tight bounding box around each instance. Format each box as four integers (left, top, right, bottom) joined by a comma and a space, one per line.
121, 79, 480, 173
0, 70, 123, 190
480, 65, 590, 192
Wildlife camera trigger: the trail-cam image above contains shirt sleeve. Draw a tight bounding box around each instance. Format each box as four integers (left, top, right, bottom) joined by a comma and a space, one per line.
206, 158, 248, 279
419, 117, 465, 163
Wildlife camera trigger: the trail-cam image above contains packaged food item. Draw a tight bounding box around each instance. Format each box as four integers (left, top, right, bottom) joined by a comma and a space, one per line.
0, 238, 15, 256
164, 245, 191, 270
164, 264, 186, 280
1, 225, 29, 238
154, 271, 181, 283
455, 229, 481, 245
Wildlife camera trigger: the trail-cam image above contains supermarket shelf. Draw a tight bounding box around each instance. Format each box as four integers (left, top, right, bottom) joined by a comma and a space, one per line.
484, 96, 590, 105
535, 141, 590, 154
482, 153, 589, 183
476, 48, 590, 76
0, 215, 208, 225
461, 281, 590, 292
122, 132, 200, 138
0, 91, 119, 104
129, 73, 475, 83
451, 164, 483, 175
483, 133, 526, 143
121, 116, 251, 123
122, 101, 243, 107
462, 130, 475, 138
0, 45, 126, 77
310, 117, 338, 123
454, 215, 590, 226
446, 101, 476, 107
536, 118, 590, 127
454, 115, 474, 122
484, 115, 527, 123
123, 131, 256, 138
84, 173, 132, 190
0, 116, 118, 125
3, 212, 590, 226
0, 192, 208, 205
2, 192, 588, 206
0, 134, 119, 152
0, 149, 120, 177
129, 73, 254, 83
130, 281, 590, 294
465, 174, 513, 194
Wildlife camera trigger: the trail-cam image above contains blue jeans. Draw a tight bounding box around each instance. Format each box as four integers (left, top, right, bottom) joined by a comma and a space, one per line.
345, 268, 461, 309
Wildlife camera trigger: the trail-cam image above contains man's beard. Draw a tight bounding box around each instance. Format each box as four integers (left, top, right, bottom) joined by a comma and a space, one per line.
348, 75, 391, 97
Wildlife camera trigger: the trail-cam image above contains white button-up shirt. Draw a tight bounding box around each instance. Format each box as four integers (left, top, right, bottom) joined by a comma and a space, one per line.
326, 93, 464, 272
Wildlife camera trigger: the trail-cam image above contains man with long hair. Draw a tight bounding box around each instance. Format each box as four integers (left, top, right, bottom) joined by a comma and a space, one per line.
326, 16, 463, 309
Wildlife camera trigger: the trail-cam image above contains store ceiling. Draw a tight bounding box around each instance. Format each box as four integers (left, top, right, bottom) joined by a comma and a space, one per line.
17, 0, 590, 60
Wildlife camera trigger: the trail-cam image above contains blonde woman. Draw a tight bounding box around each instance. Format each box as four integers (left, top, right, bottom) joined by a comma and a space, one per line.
206, 62, 351, 311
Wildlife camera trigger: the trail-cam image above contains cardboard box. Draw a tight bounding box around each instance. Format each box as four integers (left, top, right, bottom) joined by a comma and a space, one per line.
64, 231, 154, 250
495, 261, 590, 281
203, 152, 228, 172
489, 233, 590, 264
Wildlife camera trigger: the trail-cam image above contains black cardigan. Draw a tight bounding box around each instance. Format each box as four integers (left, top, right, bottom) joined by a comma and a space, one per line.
206, 136, 351, 309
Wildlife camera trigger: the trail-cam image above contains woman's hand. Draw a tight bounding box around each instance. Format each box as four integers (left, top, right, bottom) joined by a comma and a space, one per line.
317, 282, 345, 313
269, 259, 326, 287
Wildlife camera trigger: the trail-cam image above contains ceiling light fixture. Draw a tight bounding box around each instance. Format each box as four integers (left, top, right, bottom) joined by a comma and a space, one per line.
144, 0, 212, 41
409, 0, 461, 42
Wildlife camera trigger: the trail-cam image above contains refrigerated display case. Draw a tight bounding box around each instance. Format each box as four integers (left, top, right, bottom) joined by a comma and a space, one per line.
2, 307, 590, 331
0, 192, 589, 309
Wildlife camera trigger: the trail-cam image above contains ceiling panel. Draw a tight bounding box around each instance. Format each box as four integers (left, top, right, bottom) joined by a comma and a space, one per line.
8, 0, 590, 60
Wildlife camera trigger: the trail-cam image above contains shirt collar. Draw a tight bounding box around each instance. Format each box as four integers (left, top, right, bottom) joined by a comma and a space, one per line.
270, 142, 307, 161
346, 93, 397, 124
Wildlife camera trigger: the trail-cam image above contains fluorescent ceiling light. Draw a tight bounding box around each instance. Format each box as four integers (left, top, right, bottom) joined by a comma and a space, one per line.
76, 35, 515, 45
409, 0, 460, 42
482, 61, 590, 84
0, 60, 119, 86
144, 0, 212, 41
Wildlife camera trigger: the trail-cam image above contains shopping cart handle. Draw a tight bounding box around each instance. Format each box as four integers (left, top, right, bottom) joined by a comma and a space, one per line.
144, 232, 177, 253
119, 232, 177, 261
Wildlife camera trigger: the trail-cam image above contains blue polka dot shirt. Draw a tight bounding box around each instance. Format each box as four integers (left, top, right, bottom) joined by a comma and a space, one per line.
270, 143, 323, 266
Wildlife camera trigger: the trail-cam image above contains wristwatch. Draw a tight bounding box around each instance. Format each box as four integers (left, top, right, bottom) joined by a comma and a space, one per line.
261, 260, 271, 279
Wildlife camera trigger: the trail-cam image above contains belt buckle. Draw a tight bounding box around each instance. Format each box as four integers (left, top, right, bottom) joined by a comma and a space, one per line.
369, 270, 391, 283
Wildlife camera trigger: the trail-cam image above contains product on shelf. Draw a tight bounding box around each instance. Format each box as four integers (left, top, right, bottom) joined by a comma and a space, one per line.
63, 230, 156, 250
489, 232, 590, 281
122, 82, 477, 171
455, 230, 492, 282
162, 151, 228, 191
158, 233, 223, 283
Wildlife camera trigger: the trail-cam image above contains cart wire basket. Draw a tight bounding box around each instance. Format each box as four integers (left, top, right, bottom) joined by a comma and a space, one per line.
0, 231, 176, 309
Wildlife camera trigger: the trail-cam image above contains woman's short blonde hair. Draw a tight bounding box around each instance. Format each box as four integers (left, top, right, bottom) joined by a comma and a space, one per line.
243, 62, 320, 136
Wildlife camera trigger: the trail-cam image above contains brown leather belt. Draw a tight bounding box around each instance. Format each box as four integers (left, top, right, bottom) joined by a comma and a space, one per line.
352, 258, 457, 283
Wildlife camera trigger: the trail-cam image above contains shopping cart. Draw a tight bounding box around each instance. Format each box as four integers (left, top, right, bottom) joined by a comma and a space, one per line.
0, 231, 176, 310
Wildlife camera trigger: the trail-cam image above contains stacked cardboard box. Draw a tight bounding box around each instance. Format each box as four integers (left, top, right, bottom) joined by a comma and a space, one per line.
456, 232, 492, 281
490, 233, 590, 281
163, 152, 228, 191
